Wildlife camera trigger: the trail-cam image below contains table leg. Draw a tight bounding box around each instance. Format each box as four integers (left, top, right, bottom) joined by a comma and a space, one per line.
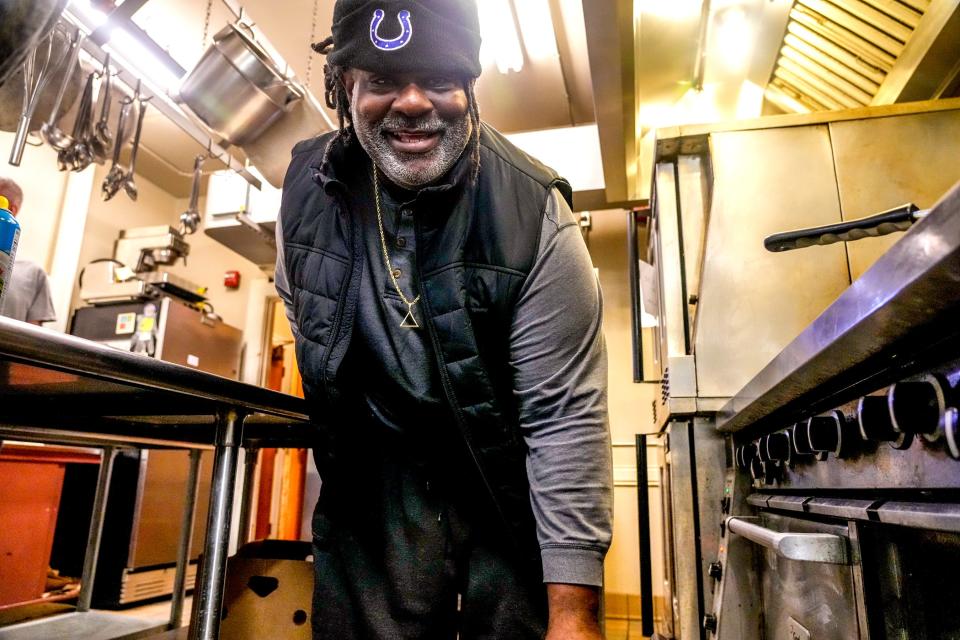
170, 448, 203, 630
189, 409, 245, 640
237, 447, 259, 547
77, 446, 118, 612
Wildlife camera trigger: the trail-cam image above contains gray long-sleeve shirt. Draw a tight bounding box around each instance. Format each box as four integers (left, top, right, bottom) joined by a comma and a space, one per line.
275, 187, 612, 586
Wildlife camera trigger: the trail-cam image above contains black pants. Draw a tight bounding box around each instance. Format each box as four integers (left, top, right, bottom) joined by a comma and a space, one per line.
310, 430, 547, 639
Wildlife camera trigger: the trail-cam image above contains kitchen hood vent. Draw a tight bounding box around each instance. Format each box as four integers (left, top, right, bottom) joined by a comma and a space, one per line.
765, 0, 930, 112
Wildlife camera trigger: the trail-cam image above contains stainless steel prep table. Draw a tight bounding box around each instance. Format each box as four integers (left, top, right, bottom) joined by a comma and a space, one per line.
0, 318, 313, 640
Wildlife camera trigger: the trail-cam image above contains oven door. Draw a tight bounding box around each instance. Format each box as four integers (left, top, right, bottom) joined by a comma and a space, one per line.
729, 512, 864, 640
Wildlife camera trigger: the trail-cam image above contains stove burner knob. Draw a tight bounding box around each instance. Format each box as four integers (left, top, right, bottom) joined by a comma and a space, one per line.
944, 408, 960, 460
736, 444, 756, 470
703, 613, 718, 634
888, 374, 952, 442
743, 443, 757, 467
791, 421, 815, 456
755, 438, 771, 462
764, 432, 791, 463
858, 395, 912, 449
708, 561, 723, 580
808, 411, 858, 458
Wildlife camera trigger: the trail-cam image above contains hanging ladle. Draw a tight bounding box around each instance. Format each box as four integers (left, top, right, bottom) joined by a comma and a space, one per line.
102, 97, 132, 201
90, 54, 113, 163
40, 30, 84, 153
58, 70, 96, 172
121, 97, 148, 201
179, 155, 204, 235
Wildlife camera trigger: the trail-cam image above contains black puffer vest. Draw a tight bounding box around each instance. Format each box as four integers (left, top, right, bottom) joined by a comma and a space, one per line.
280, 124, 572, 549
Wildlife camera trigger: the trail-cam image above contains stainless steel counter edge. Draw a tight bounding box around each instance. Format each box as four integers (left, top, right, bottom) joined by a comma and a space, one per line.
0, 318, 309, 421
716, 180, 960, 433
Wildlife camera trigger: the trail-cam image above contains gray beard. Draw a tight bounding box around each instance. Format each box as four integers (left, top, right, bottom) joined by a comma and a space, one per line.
351, 89, 472, 189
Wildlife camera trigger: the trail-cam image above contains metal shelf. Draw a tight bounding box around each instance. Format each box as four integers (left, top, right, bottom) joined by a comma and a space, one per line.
0, 611, 165, 640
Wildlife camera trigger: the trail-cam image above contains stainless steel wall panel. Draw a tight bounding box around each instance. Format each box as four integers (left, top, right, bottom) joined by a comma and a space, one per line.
156, 299, 243, 380
654, 162, 690, 364
666, 423, 700, 640
829, 107, 960, 279
677, 155, 709, 340
129, 451, 212, 570
693, 126, 851, 399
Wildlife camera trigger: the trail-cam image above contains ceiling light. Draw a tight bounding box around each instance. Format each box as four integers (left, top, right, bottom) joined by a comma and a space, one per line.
713, 6, 754, 71
477, 0, 525, 74
68, 0, 108, 28
635, 0, 703, 21
106, 29, 184, 93
735, 80, 764, 119
513, 0, 559, 63
67, 0, 184, 93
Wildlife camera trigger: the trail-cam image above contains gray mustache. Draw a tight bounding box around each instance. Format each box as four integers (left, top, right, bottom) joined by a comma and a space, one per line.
378, 114, 446, 135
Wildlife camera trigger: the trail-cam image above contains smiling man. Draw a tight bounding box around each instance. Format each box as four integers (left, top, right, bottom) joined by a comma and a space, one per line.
274, 1, 612, 638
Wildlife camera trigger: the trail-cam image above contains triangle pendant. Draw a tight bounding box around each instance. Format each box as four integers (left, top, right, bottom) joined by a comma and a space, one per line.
400, 309, 420, 329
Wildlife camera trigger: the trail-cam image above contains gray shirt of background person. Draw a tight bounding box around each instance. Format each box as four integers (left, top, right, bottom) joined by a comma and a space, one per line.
1, 259, 56, 324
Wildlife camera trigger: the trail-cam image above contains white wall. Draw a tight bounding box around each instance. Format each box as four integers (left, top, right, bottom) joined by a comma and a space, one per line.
0, 132, 71, 272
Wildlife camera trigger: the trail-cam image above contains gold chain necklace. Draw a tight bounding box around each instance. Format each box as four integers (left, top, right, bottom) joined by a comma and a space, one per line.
372, 164, 421, 329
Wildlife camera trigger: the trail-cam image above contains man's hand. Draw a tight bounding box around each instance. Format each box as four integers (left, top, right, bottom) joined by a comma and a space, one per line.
545, 583, 603, 640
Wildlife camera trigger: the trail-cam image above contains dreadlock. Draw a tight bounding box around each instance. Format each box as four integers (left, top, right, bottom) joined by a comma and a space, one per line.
464, 80, 482, 185
312, 37, 352, 144
311, 37, 483, 184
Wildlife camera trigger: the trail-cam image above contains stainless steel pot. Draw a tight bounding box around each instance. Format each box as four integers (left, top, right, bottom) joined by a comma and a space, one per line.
0, 0, 68, 88
0, 26, 81, 133
179, 23, 303, 146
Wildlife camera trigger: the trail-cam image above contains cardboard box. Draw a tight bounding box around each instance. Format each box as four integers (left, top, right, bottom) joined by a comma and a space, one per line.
220, 541, 313, 639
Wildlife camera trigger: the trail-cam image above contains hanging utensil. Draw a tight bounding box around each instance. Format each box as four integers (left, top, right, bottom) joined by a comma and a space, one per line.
58, 70, 95, 171
73, 70, 98, 171
102, 98, 132, 201
57, 70, 92, 171
89, 55, 113, 163
8, 30, 61, 166
40, 30, 82, 153
121, 98, 148, 201
179, 155, 204, 235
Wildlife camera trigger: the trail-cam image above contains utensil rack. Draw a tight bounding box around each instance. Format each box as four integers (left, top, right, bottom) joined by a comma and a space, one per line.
59, 6, 263, 190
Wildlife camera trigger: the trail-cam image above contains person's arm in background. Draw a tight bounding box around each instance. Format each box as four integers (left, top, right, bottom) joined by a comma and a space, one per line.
274, 213, 299, 339
509, 189, 613, 640
25, 265, 56, 327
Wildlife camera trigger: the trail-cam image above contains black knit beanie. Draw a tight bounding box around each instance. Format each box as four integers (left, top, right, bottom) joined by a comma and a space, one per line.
327, 0, 482, 78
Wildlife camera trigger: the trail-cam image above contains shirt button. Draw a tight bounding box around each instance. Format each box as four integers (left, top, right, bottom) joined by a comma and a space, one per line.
396, 237, 407, 248
392, 268, 402, 279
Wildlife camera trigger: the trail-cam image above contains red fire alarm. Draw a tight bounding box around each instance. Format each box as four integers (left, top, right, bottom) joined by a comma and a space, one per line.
224, 270, 241, 289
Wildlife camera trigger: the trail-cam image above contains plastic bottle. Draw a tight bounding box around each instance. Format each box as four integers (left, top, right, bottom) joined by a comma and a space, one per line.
0, 195, 21, 311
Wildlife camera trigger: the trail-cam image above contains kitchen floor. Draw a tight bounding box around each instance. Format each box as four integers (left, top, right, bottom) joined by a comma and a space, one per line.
115, 597, 650, 638
604, 618, 650, 640
106, 596, 192, 627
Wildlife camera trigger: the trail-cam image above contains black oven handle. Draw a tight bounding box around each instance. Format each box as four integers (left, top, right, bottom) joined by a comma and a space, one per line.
763, 204, 928, 253
727, 517, 850, 564
635, 434, 655, 637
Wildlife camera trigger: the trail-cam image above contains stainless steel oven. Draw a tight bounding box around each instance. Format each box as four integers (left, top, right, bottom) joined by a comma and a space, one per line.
707, 189, 960, 639
635, 101, 960, 640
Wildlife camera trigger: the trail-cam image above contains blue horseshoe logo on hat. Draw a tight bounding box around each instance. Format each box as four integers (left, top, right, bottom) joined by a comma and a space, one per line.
370, 9, 413, 51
